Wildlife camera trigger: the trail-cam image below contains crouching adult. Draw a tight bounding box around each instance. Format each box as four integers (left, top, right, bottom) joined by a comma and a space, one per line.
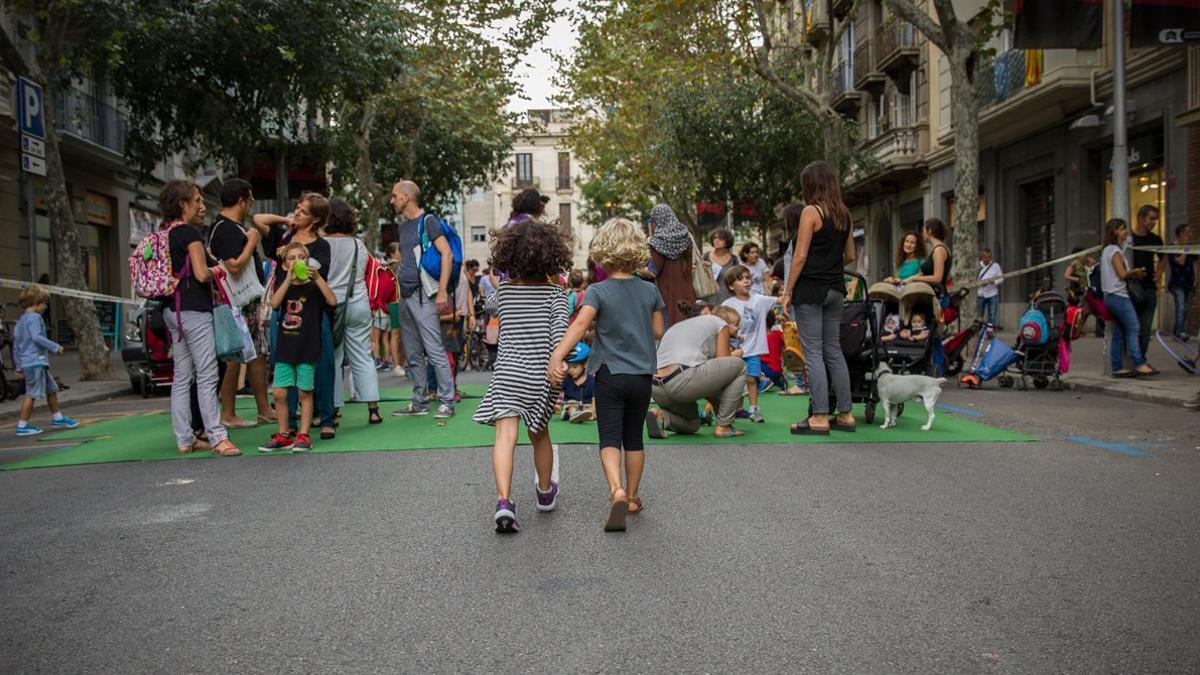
645, 305, 747, 439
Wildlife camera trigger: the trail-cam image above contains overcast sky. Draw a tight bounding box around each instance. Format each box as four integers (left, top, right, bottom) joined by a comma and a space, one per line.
507, 1, 577, 112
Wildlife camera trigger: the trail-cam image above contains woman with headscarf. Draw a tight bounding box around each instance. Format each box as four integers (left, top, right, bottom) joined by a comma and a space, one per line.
646, 204, 697, 327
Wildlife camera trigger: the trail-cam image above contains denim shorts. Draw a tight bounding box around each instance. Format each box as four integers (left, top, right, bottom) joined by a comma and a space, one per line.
23, 366, 58, 400
743, 355, 763, 378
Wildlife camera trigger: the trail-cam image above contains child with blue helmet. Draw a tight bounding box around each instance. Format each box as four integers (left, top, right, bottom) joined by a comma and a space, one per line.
562, 342, 596, 423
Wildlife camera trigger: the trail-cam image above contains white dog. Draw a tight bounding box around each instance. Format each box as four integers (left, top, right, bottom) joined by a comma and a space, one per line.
874, 363, 947, 431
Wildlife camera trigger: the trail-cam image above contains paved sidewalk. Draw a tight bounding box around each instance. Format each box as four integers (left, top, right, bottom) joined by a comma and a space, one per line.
989, 329, 1198, 408
0, 350, 130, 421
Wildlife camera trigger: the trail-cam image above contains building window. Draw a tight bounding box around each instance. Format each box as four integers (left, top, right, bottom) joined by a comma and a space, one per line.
515, 153, 533, 187
471, 226, 486, 243
559, 203, 572, 229
557, 152, 571, 190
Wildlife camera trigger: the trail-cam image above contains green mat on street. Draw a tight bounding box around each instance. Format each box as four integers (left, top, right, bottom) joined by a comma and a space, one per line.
4, 386, 1034, 470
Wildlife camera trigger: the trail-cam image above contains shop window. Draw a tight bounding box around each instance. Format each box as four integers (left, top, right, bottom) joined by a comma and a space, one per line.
1104, 164, 1166, 240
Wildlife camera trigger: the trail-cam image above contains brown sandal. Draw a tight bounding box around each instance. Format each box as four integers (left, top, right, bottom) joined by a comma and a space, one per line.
604, 488, 629, 531
628, 496, 643, 515
211, 440, 242, 457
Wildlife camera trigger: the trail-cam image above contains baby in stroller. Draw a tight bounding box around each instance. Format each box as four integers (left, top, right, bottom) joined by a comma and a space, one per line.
899, 313, 930, 344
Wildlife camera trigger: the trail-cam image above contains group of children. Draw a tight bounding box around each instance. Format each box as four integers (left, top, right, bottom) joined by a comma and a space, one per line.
473, 217, 815, 534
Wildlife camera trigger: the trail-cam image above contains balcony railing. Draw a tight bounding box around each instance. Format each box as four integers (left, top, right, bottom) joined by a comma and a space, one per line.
876, 19, 917, 71
556, 175, 571, 190
853, 38, 875, 85
977, 49, 1028, 109
53, 87, 128, 156
831, 60, 854, 99
511, 176, 540, 189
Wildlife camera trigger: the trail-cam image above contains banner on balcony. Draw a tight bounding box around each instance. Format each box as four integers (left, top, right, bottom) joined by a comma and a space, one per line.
1013, 0, 1103, 49
1131, 0, 1200, 48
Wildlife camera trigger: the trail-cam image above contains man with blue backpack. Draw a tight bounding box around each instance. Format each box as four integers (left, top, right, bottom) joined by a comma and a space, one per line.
389, 180, 463, 419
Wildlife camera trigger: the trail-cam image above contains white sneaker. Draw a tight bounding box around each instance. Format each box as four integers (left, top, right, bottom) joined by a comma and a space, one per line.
392, 366, 407, 378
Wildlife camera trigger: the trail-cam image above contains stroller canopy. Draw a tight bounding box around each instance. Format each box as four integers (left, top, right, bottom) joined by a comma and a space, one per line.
900, 282, 939, 324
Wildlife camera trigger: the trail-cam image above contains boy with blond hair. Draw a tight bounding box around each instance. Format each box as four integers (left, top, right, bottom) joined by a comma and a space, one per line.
13, 285, 79, 436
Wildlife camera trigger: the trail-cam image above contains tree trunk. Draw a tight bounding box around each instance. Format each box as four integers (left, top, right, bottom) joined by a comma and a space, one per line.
41, 80, 113, 380
353, 102, 384, 253
948, 46, 980, 324
822, 117, 847, 180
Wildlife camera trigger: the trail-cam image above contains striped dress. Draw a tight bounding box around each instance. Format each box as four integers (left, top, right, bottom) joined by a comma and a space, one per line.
473, 283, 570, 433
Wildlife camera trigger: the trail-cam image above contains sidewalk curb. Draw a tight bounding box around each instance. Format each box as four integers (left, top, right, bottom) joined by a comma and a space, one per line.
0, 384, 132, 422
1067, 380, 1191, 408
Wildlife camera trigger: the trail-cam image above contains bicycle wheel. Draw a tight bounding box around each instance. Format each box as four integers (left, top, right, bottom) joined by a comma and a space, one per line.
1155, 330, 1198, 375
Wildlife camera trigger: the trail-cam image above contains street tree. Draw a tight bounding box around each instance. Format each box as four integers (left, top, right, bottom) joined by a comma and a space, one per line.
562, 1, 830, 240
736, 0, 864, 178
329, 1, 554, 253
882, 0, 1006, 319
0, 0, 377, 379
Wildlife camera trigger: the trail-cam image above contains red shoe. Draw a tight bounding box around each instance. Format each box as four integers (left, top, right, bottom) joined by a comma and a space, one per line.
258, 432, 294, 453
291, 434, 313, 453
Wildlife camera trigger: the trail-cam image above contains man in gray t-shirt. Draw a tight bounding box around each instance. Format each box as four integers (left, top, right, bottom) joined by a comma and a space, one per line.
397, 212, 444, 299
388, 180, 456, 418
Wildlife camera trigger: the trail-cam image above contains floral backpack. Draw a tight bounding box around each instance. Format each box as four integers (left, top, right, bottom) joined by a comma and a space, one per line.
129, 222, 187, 298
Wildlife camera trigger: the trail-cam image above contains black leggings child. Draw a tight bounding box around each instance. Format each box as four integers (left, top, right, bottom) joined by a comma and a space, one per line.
594, 365, 652, 451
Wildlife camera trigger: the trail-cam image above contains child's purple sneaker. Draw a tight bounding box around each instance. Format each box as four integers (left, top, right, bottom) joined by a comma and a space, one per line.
535, 480, 560, 513
494, 498, 520, 533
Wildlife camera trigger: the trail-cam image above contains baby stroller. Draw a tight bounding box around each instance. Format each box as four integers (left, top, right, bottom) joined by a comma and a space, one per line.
121, 300, 174, 397
868, 281, 942, 376
998, 290, 1070, 391
942, 320, 984, 376
807, 272, 886, 423
958, 324, 1020, 388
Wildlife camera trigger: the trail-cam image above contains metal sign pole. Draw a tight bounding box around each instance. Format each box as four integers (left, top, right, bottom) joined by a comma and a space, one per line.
1111, 0, 1130, 224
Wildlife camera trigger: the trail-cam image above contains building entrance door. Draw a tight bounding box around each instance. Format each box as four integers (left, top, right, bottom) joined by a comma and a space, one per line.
1020, 177, 1055, 294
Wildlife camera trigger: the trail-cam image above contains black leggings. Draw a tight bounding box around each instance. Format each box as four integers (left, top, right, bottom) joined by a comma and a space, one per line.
594, 365, 652, 452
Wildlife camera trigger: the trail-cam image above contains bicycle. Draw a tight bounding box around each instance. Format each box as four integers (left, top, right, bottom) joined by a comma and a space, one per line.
1155, 329, 1198, 375
0, 302, 22, 401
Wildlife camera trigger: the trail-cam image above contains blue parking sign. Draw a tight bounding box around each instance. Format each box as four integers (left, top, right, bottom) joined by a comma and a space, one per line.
17, 76, 45, 140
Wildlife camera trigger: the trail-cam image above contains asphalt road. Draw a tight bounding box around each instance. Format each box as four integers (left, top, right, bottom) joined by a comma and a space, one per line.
1, 381, 1198, 673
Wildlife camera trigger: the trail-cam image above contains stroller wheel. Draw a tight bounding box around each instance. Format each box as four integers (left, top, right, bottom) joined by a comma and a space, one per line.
864, 401, 876, 424
1049, 378, 1063, 391
140, 372, 152, 398
998, 375, 1014, 388
1034, 377, 1049, 390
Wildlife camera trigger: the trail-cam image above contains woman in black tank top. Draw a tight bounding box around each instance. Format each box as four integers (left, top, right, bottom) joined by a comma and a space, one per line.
779, 161, 857, 435
906, 217, 952, 289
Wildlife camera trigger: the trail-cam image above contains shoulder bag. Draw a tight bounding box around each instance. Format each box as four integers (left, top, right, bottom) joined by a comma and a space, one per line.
208, 219, 265, 308
691, 242, 719, 299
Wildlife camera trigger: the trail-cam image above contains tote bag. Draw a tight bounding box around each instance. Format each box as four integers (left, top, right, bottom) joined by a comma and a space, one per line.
207, 220, 265, 308
691, 242, 719, 299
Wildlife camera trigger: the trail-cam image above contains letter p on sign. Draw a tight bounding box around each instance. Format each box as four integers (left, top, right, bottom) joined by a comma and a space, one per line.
17, 76, 45, 140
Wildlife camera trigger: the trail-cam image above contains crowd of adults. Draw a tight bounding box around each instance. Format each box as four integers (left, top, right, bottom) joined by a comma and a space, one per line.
154, 177, 470, 456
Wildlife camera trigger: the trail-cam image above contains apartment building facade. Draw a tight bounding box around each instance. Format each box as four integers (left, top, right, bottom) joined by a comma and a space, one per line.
799, 0, 1196, 328
460, 109, 595, 269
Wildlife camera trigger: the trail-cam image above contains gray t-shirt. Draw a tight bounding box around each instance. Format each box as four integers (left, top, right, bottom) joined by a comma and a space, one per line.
583, 277, 665, 375
656, 315, 726, 368
398, 212, 444, 298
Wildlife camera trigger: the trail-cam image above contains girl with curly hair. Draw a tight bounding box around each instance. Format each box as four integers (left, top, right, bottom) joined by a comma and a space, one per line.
474, 219, 575, 534
549, 218, 665, 532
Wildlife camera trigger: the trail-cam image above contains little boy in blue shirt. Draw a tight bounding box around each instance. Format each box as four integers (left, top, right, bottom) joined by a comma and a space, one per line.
13, 285, 79, 436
